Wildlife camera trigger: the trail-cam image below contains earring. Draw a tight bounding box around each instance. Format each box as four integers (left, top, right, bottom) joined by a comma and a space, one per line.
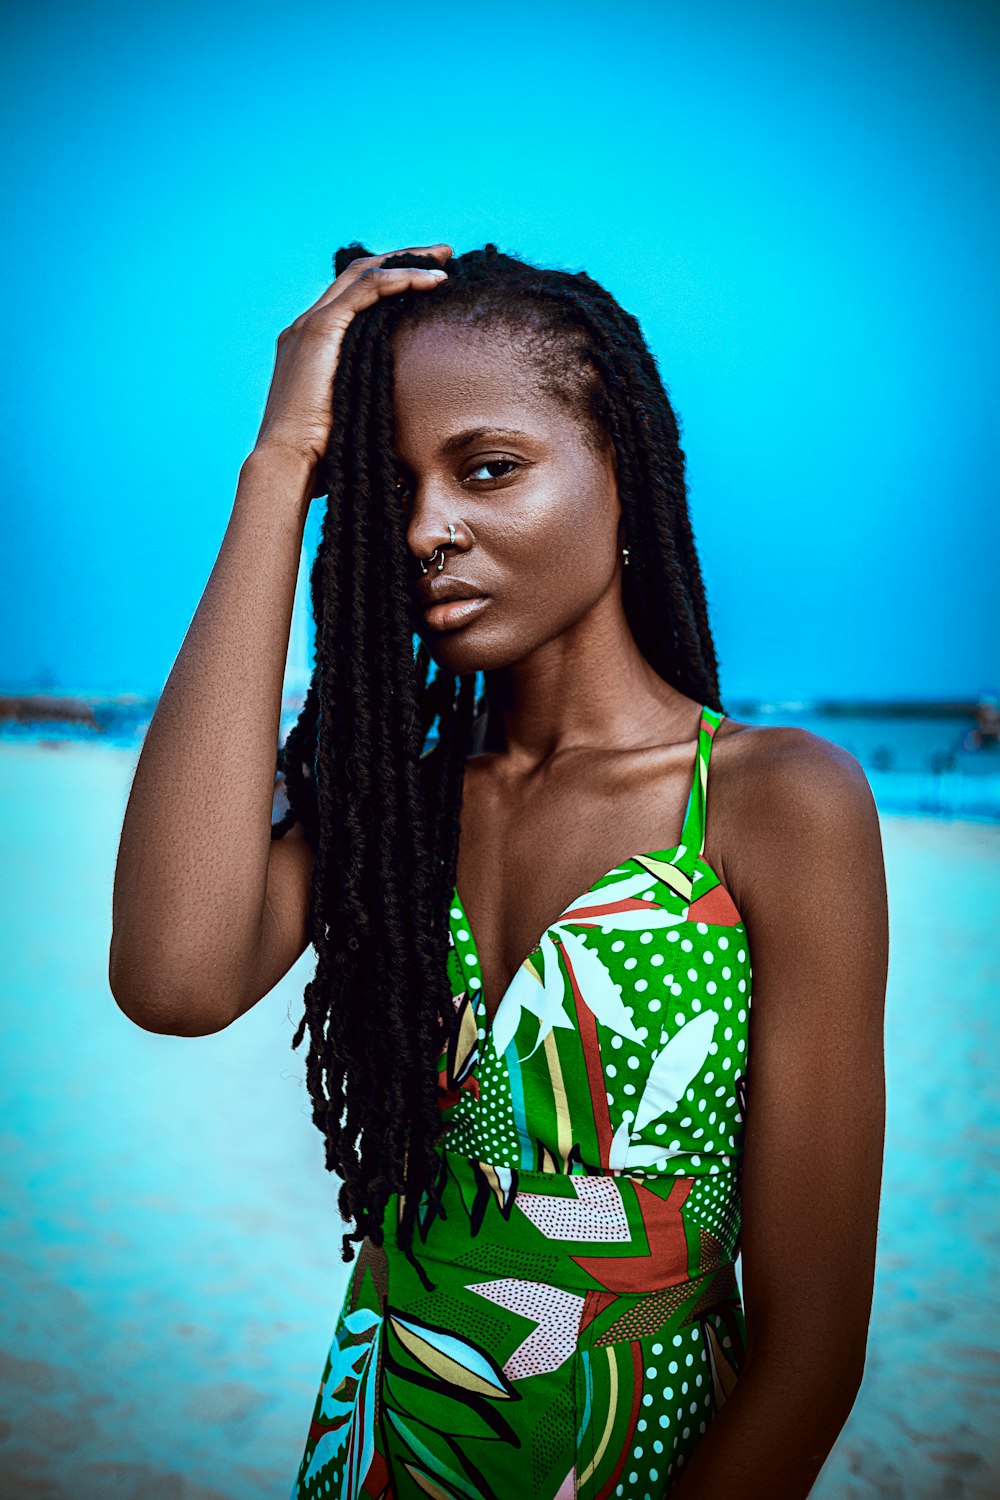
622, 546, 630, 568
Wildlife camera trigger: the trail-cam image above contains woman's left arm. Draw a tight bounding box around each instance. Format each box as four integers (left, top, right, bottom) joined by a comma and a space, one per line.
671, 727, 889, 1498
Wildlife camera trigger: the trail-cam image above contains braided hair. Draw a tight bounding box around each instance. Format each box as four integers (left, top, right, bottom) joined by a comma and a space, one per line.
271, 241, 725, 1289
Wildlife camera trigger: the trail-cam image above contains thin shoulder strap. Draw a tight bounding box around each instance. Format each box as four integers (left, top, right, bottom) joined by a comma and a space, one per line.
677, 704, 726, 868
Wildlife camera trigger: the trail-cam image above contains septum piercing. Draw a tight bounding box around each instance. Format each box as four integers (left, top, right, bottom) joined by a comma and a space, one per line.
419, 522, 457, 575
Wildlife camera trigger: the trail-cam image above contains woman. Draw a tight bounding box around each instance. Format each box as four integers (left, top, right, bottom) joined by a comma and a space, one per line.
110, 242, 888, 1499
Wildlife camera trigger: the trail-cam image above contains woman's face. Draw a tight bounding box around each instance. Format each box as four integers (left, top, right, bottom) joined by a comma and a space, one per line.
392, 319, 622, 675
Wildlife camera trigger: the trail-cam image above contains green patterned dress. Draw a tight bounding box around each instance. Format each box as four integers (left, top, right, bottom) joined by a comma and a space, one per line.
291, 705, 751, 1499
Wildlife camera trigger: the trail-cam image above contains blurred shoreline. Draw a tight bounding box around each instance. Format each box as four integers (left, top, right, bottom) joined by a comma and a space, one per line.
2, 688, 995, 726
2, 689, 997, 821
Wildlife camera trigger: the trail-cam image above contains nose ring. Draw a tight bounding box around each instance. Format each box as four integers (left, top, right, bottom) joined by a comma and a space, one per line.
419, 522, 458, 575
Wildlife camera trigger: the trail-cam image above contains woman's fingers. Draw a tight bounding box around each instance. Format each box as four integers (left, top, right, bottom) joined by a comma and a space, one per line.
301, 243, 453, 318
311, 262, 451, 334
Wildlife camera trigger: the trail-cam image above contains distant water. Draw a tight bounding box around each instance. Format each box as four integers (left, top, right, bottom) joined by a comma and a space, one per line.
1, 691, 997, 821
0, 739, 997, 1497
724, 703, 1000, 821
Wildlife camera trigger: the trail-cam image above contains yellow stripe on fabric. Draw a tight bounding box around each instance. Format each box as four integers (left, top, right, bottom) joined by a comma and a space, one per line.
542, 1025, 572, 1167
697, 750, 709, 858
577, 1345, 619, 1486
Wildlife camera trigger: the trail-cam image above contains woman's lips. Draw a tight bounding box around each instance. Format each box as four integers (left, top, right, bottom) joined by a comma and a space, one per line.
421, 595, 490, 631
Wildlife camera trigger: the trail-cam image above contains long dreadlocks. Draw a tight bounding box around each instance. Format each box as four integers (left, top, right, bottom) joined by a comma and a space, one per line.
271, 241, 725, 1289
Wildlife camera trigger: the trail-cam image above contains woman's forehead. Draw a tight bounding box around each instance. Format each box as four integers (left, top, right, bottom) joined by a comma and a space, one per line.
391, 322, 568, 445
392, 317, 541, 382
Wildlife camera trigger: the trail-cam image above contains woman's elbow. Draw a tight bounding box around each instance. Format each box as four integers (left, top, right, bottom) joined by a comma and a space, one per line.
108, 951, 236, 1037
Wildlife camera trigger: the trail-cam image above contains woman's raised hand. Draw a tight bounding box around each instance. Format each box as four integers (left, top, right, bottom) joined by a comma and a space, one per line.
253, 243, 452, 496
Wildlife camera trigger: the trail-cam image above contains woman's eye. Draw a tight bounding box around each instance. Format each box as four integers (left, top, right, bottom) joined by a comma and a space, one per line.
392, 458, 518, 504
465, 458, 519, 483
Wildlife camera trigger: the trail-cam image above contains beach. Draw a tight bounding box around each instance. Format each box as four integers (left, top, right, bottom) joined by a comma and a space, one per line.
0, 739, 997, 1499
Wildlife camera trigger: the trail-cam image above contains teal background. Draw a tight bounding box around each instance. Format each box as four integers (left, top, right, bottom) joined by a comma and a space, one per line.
2, 0, 997, 701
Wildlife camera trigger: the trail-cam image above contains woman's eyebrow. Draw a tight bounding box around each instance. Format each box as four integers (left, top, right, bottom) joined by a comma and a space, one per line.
437, 427, 533, 458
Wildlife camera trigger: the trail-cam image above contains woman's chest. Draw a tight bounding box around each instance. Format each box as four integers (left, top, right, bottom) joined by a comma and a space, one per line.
453, 750, 724, 1028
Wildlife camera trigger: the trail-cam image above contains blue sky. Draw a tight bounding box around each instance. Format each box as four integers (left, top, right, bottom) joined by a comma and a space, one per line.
2, 0, 996, 700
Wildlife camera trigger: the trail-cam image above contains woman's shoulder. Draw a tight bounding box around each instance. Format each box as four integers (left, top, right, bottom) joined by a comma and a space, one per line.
709, 715, 880, 916
715, 713, 870, 792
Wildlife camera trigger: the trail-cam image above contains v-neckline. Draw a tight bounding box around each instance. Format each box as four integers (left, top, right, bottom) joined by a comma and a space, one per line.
451, 839, 688, 1052
450, 704, 720, 1056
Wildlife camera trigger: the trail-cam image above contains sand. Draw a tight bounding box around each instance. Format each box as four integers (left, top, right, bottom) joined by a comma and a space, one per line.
0, 741, 997, 1499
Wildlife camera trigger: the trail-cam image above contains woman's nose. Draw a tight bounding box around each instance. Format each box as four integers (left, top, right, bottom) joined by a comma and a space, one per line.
405, 483, 463, 562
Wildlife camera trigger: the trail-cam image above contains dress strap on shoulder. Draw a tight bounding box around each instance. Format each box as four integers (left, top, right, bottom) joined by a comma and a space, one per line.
677, 704, 726, 869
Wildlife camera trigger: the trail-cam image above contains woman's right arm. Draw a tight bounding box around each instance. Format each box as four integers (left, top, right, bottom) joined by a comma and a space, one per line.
108, 243, 452, 1036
